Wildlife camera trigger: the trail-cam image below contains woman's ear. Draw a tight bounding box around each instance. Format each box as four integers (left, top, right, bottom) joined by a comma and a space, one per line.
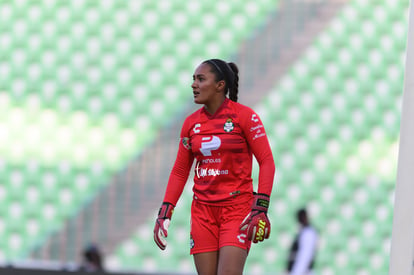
216, 80, 226, 92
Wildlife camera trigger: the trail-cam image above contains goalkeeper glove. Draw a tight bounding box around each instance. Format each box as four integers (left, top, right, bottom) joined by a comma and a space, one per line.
153, 202, 174, 250
239, 193, 271, 243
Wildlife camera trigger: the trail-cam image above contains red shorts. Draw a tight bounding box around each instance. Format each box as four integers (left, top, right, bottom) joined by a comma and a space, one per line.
190, 199, 252, 255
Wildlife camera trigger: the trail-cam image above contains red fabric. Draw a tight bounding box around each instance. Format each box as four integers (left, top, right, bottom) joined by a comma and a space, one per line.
163, 98, 275, 206
190, 199, 252, 254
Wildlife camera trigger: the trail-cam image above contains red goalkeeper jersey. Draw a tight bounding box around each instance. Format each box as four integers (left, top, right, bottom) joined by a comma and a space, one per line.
164, 98, 275, 206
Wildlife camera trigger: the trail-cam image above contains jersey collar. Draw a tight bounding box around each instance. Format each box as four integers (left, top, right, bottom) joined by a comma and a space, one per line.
202, 97, 230, 118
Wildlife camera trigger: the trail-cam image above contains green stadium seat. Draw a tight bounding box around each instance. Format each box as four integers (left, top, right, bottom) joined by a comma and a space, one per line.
6, 201, 26, 232
0, 181, 8, 209
38, 170, 60, 202
23, 185, 42, 212
24, 218, 42, 241
383, 0, 407, 21
7, 168, 26, 200
39, 202, 62, 232
116, 100, 136, 127
337, 48, 357, 78
57, 187, 78, 215
350, 0, 371, 19
314, 32, 337, 63
5, 232, 24, 258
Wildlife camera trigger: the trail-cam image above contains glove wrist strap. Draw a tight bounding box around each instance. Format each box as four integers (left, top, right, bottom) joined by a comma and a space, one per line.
252, 193, 270, 213
158, 202, 174, 219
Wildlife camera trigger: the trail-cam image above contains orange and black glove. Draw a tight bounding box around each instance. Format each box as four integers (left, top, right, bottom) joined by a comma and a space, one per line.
239, 193, 271, 243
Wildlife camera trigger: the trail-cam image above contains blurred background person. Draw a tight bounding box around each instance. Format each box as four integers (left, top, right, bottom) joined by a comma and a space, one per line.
286, 208, 318, 275
79, 243, 105, 273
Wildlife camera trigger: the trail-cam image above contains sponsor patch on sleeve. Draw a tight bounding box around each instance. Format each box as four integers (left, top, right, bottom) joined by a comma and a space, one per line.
181, 137, 191, 150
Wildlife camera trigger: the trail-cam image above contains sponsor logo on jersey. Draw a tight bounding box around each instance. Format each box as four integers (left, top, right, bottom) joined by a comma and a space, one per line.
202, 158, 221, 164
251, 114, 259, 123
251, 124, 266, 140
250, 125, 264, 132
195, 161, 229, 178
237, 233, 247, 244
223, 118, 234, 132
195, 135, 228, 178
253, 133, 266, 140
193, 123, 201, 133
200, 136, 221, 156
181, 137, 191, 150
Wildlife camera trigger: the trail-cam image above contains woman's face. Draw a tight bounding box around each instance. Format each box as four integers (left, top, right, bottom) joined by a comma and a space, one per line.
191, 63, 223, 105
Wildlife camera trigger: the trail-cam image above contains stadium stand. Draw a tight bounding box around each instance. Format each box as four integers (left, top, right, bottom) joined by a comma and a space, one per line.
0, 0, 281, 264
107, 0, 407, 274
0, 0, 409, 274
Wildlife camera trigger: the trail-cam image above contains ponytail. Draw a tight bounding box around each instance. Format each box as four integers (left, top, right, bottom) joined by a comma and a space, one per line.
203, 59, 240, 102
227, 62, 239, 102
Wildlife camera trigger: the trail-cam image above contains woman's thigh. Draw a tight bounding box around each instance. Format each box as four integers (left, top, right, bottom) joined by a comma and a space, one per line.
217, 246, 248, 275
193, 251, 218, 275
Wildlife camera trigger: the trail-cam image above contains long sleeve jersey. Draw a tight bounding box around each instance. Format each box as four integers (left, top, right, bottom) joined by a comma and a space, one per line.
163, 98, 275, 206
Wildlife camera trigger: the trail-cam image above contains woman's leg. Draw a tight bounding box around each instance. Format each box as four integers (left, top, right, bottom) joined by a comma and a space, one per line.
193, 251, 218, 275
217, 246, 248, 275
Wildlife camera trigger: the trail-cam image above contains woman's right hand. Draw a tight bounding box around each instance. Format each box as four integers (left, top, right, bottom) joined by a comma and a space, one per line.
153, 202, 175, 250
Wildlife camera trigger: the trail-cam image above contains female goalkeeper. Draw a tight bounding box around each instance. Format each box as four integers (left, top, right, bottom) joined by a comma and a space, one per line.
153, 58, 276, 275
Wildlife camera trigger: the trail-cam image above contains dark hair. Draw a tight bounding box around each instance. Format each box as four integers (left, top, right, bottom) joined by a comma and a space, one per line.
297, 208, 307, 219
203, 59, 239, 102
83, 244, 103, 270
297, 208, 309, 225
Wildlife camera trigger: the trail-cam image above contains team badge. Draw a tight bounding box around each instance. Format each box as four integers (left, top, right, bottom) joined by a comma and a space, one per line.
223, 118, 234, 132
190, 234, 195, 249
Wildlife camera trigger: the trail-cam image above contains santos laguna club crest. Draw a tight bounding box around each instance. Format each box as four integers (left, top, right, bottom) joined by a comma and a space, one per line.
223, 118, 234, 132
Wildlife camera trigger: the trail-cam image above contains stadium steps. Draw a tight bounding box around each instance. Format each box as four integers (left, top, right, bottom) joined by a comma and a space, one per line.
237, 0, 349, 106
